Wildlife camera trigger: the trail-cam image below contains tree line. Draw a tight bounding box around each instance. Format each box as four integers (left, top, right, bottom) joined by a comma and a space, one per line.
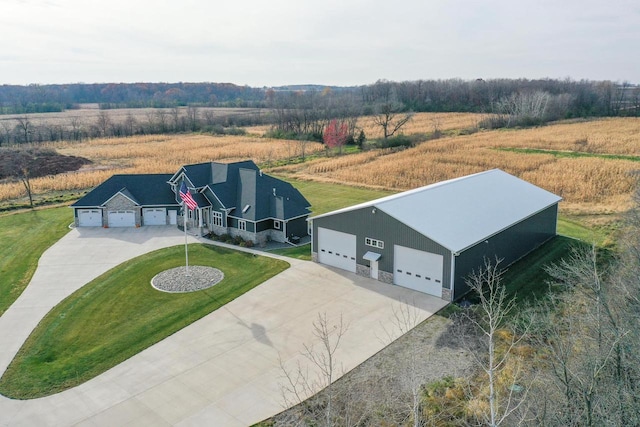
1, 78, 637, 117
0, 78, 638, 147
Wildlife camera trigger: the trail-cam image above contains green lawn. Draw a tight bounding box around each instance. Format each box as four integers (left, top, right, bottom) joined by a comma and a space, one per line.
496, 147, 640, 163
270, 243, 312, 260
500, 236, 582, 304
557, 217, 614, 247
278, 177, 393, 216
0, 207, 72, 316
441, 235, 583, 318
0, 244, 288, 399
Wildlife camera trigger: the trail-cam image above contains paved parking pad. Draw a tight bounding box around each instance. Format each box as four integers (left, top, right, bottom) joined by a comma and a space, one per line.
0, 227, 447, 426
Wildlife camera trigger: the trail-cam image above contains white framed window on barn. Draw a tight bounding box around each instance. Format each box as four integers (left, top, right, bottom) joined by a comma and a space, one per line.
274, 220, 281, 230
239, 220, 247, 231
365, 237, 384, 249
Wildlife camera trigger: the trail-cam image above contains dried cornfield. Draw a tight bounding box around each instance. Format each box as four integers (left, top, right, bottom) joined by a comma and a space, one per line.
246, 112, 483, 138
2, 117, 639, 217
357, 112, 483, 139
0, 134, 324, 202
271, 118, 640, 215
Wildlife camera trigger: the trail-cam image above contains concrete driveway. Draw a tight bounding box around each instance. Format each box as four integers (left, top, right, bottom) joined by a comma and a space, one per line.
0, 227, 447, 426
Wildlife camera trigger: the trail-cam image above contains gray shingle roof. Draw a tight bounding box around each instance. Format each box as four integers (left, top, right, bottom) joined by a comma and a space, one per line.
178, 160, 310, 221
71, 174, 178, 207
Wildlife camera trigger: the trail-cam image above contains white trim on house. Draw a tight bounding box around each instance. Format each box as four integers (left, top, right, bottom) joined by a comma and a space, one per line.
238, 220, 247, 231
202, 184, 227, 209
212, 210, 223, 227
101, 191, 139, 207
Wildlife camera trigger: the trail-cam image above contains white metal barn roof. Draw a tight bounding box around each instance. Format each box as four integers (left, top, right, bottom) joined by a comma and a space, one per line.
309, 169, 562, 253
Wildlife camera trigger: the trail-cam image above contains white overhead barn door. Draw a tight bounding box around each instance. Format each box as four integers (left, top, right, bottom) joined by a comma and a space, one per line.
143, 208, 166, 225
108, 210, 135, 227
317, 227, 357, 273
394, 245, 443, 297
78, 209, 102, 227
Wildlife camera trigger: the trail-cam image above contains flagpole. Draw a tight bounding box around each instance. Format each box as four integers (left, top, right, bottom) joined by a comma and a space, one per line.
184, 205, 189, 276
179, 181, 196, 278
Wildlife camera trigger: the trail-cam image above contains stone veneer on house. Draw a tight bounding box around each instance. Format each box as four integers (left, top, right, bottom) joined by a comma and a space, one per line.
103, 193, 140, 227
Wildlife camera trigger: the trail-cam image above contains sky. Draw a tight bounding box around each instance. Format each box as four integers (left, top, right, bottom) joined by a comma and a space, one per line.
1, 0, 639, 87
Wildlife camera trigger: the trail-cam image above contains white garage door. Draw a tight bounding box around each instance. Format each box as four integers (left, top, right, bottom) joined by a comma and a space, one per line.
394, 245, 443, 297
108, 210, 136, 227
143, 208, 166, 225
78, 209, 102, 227
317, 227, 357, 273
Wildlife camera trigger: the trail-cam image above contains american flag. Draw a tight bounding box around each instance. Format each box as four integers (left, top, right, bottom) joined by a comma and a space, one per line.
179, 182, 198, 210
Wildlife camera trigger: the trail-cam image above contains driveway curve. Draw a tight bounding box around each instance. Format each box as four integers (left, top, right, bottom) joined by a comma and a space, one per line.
0, 227, 447, 426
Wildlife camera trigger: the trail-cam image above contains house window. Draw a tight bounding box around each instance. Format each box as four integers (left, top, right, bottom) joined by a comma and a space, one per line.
212, 211, 223, 227
274, 220, 281, 230
365, 237, 384, 249
239, 220, 247, 231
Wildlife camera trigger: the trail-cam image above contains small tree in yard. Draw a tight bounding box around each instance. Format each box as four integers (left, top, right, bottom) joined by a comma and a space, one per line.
323, 119, 349, 154
0, 148, 37, 207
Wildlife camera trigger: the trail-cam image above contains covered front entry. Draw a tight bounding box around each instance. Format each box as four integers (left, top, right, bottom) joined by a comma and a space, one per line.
317, 227, 357, 273
108, 210, 136, 227
77, 209, 102, 227
393, 245, 443, 297
143, 208, 166, 225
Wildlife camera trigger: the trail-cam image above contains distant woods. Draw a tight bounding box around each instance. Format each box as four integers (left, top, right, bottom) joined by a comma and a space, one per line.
0, 78, 638, 145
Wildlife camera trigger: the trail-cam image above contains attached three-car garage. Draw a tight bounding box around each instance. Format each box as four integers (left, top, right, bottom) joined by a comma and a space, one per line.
71, 174, 179, 228
309, 169, 562, 301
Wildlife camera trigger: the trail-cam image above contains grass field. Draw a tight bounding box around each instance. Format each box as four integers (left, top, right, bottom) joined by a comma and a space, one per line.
0, 244, 288, 399
0, 207, 72, 316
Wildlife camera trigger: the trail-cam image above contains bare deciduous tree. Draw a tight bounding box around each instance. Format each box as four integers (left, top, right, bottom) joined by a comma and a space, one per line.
69, 116, 84, 141
462, 257, 530, 427
15, 116, 32, 143
95, 111, 111, 137
372, 102, 413, 139
280, 313, 348, 426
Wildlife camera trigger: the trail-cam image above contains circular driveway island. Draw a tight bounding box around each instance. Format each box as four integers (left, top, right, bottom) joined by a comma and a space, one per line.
151, 266, 224, 292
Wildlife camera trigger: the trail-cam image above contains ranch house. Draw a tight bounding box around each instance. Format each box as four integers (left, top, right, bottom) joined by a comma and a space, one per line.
72, 160, 311, 245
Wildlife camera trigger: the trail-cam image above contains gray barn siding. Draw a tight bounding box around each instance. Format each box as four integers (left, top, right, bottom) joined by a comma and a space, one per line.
312, 207, 453, 289
453, 204, 559, 298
